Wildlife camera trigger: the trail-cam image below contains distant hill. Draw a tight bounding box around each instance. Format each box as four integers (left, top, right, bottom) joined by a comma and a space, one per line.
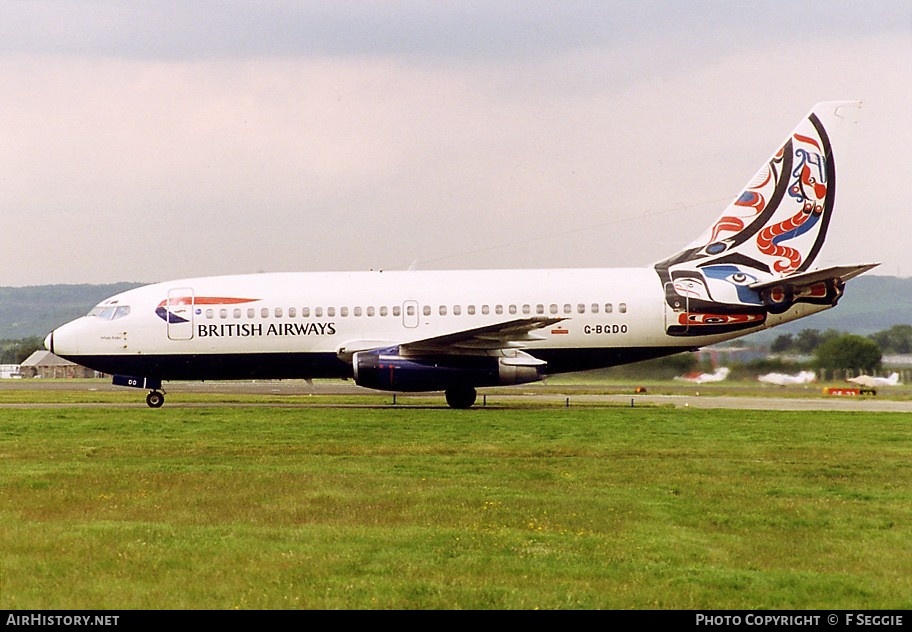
0, 283, 143, 339
741, 275, 912, 346
0, 275, 909, 342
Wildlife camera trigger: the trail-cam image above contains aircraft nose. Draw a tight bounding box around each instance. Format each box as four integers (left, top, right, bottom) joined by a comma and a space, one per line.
44, 321, 81, 357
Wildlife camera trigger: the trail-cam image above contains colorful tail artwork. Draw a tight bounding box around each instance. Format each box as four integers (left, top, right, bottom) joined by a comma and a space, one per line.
654, 101, 876, 337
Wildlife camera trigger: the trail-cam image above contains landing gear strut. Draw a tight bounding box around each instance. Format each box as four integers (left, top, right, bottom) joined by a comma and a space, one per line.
146, 390, 165, 408
113, 375, 165, 407
445, 385, 477, 409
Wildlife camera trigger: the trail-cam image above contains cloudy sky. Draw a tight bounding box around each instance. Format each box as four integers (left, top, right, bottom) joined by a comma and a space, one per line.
2, 1, 909, 286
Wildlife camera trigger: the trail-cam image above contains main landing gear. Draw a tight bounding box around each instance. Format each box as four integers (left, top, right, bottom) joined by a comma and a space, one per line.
145, 390, 165, 408
445, 385, 477, 409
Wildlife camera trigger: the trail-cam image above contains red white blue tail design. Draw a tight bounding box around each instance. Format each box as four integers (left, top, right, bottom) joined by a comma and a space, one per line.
655, 101, 875, 336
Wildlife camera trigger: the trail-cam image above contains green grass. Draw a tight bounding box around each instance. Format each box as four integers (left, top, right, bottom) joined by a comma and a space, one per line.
0, 399, 910, 609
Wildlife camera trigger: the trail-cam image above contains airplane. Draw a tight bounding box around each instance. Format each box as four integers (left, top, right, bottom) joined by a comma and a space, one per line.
758, 370, 817, 386
44, 101, 878, 409
674, 366, 730, 384
846, 372, 901, 388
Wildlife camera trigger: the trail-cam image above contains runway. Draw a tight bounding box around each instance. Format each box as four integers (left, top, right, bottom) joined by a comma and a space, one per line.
2, 378, 911, 412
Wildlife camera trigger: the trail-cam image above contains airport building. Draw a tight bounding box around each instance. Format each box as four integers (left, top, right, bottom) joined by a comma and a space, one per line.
19, 350, 99, 379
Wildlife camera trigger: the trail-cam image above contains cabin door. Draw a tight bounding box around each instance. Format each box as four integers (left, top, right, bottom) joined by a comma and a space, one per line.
166, 287, 195, 340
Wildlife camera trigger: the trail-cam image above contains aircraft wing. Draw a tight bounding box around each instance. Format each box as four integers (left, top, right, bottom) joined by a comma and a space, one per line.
400, 317, 566, 355
335, 316, 566, 364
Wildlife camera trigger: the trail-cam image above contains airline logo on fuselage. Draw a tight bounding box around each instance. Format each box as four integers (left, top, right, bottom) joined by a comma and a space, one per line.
155, 296, 258, 324
154, 296, 337, 338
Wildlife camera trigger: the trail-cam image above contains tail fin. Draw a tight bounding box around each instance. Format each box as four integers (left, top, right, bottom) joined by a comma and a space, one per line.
655, 102, 877, 336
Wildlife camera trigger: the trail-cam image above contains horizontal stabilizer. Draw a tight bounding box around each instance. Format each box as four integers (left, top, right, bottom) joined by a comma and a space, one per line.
749, 263, 879, 292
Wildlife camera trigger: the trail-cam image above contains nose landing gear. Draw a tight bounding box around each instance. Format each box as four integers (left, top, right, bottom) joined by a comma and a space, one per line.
145, 390, 165, 408
112, 375, 165, 407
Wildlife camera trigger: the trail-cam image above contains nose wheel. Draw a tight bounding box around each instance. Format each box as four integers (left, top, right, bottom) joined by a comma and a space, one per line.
146, 390, 165, 408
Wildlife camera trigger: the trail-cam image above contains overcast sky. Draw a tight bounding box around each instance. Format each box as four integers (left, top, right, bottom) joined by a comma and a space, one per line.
2, 1, 910, 286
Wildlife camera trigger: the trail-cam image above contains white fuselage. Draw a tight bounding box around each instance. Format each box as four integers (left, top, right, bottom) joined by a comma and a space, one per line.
40, 102, 868, 408
47, 266, 826, 384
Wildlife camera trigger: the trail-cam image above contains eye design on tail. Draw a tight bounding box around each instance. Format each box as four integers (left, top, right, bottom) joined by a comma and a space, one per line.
655, 106, 838, 336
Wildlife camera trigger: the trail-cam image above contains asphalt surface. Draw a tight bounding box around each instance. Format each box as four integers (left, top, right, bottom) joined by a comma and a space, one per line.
2, 379, 911, 411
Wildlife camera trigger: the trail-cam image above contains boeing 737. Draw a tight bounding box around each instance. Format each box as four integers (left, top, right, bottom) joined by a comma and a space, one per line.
45, 101, 877, 408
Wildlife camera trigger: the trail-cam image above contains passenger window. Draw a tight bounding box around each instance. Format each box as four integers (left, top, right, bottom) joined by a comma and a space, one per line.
605, 304, 613, 313
206, 309, 214, 319
275, 307, 283, 318
563, 304, 572, 314
522, 304, 531, 315
439, 305, 447, 316
302, 307, 310, 318
591, 303, 599, 314
453, 305, 461, 316
220, 309, 228, 319
327, 307, 335, 317
536, 304, 544, 315
247, 308, 255, 318
467, 305, 475, 315
421, 306, 429, 316
340, 307, 349, 317
233, 308, 241, 319
482, 305, 490, 315
407, 305, 415, 316
315, 307, 323, 317
353, 307, 362, 317
496, 305, 504, 315
508, 305, 516, 315
261, 308, 269, 318
578, 304, 586, 314
619, 303, 627, 313
288, 307, 296, 318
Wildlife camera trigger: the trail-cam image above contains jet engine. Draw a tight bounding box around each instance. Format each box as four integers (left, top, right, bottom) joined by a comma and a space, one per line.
352, 347, 544, 393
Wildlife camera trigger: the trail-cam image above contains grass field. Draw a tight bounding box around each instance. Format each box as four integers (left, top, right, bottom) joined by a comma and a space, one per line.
1, 386, 910, 609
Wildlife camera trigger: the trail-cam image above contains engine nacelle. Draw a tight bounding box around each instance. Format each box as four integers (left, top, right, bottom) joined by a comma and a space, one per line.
352, 348, 544, 392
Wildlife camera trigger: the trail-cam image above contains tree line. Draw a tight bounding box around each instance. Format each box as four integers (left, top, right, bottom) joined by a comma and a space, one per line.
770, 324, 912, 374
0, 336, 44, 364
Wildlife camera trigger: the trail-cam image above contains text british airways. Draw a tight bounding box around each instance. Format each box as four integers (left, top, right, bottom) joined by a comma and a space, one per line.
197, 322, 336, 337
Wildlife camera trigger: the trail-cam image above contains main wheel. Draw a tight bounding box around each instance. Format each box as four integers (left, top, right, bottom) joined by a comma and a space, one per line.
146, 391, 165, 408
445, 386, 477, 409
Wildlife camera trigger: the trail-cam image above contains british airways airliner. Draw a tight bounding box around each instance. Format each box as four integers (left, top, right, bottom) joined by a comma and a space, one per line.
45, 102, 877, 408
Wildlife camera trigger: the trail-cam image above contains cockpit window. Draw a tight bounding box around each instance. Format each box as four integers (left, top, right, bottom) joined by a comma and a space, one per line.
88, 305, 131, 320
